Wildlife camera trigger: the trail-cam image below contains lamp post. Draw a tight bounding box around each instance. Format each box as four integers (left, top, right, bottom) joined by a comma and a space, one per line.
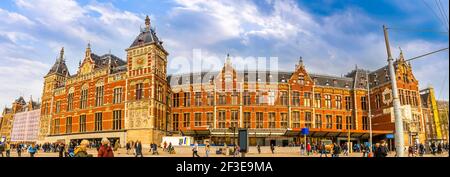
383, 25, 405, 157
366, 71, 373, 152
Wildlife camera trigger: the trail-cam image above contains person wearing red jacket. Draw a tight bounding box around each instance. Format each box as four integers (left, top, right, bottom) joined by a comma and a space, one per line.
98, 138, 114, 157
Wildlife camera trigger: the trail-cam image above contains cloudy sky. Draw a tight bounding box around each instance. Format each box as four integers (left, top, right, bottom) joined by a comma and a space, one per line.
0, 0, 448, 107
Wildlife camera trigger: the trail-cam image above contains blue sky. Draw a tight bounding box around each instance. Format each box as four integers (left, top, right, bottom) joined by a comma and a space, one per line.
0, 0, 448, 107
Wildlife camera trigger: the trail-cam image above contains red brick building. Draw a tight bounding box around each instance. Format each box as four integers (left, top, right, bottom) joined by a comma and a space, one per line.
38, 16, 425, 147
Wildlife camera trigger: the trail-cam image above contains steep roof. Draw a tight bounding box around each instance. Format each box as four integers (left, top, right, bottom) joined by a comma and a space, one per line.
47, 47, 69, 77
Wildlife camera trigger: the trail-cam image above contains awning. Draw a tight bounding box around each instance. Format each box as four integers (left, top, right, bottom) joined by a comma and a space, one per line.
284, 129, 393, 138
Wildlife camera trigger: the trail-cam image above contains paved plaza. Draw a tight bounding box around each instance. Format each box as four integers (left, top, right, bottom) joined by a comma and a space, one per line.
1, 146, 448, 157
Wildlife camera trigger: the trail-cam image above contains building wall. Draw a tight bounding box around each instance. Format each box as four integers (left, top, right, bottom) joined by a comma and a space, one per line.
11, 109, 40, 142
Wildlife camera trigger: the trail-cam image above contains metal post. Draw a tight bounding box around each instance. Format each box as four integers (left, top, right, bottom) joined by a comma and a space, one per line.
367, 71, 373, 152
383, 25, 405, 157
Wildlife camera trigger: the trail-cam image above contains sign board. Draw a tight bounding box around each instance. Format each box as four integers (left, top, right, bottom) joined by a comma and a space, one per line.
386, 134, 394, 139
301, 128, 309, 135
238, 129, 249, 153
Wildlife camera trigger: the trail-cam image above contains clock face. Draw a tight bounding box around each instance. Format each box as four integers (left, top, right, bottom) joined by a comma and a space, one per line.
133, 54, 147, 70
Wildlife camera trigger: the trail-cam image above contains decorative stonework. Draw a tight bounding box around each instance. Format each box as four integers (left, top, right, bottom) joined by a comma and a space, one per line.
382, 87, 393, 105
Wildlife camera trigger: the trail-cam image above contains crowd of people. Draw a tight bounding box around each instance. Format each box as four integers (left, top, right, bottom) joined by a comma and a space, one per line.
0, 139, 448, 157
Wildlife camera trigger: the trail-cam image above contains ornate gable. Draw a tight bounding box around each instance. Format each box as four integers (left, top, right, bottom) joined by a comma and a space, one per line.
289, 57, 313, 86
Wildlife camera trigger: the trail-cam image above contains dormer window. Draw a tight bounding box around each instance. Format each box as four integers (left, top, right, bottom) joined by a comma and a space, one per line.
325, 80, 330, 86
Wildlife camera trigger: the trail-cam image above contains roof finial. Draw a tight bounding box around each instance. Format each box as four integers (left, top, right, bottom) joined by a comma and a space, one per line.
59, 47, 64, 61
398, 46, 405, 61
85, 42, 91, 57
145, 15, 151, 31
226, 53, 231, 65
299, 56, 303, 67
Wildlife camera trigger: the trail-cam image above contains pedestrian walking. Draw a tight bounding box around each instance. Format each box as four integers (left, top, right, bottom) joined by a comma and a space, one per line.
28, 143, 37, 157
257, 144, 261, 154
320, 143, 327, 157
113, 140, 120, 152
205, 142, 210, 157
135, 141, 143, 157
152, 142, 159, 155
192, 142, 200, 157
163, 141, 167, 152
376, 141, 389, 157
332, 143, 341, 157
0, 142, 4, 157
5, 141, 11, 157
306, 143, 311, 156
300, 143, 305, 156
98, 138, 114, 157
270, 143, 275, 154
126, 141, 131, 155
58, 143, 65, 157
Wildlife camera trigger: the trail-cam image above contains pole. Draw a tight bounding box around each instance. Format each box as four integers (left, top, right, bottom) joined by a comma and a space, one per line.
383, 25, 405, 157
367, 71, 373, 152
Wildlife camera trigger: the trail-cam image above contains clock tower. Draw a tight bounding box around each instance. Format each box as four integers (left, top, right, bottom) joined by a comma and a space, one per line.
125, 15, 170, 145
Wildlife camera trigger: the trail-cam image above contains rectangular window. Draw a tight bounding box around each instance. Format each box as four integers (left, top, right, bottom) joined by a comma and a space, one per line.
95, 112, 102, 131
183, 113, 190, 128
325, 95, 331, 109
79, 115, 86, 133
345, 96, 352, 110
55, 101, 61, 113
315, 114, 322, 129
280, 91, 288, 106
256, 112, 264, 128
232, 92, 239, 105
244, 112, 251, 128
95, 85, 104, 106
292, 111, 300, 128
54, 119, 60, 135
218, 93, 226, 105
292, 91, 300, 106
304, 92, 311, 107
184, 92, 191, 107
361, 96, 367, 110
231, 110, 238, 128
375, 94, 381, 109
346, 116, 355, 130
335, 96, 342, 109
195, 113, 202, 127
314, 94, 321, 108
66, 117, 72, 134
113, 88, 122, 104
113, 110, 122, 130
195, 92, 202, 106
207, 113, 214, 128
406, 91, 411, 105
412, 92, 418, 106
218, 111, 226, 128
268, 91, 275, 105
269, 112, 276, 128
80, 89, 88, 109
255, 92, 262, 105
326, 115, 332, 129
305, 112, 312, 128
173, 93, 180, 107
172, 114, 179, 131
362, 116, 369, 130
67, 93, 74, 111
207, 92, 214, 106
336, 116, 342, 130
243, 91, 251, 105
136, 83, 143, 100
280, 113, 288, 128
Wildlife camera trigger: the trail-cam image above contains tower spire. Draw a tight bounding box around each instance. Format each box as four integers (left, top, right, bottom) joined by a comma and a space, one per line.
85, 42, 91, 58
145, 15, 151, 31
398, 46, 405, 61
59, 47, 65, 62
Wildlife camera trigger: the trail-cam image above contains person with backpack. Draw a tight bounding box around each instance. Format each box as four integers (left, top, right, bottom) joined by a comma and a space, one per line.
28, 143, 37, 157
74, 140, 92, 157
377, 140, 389, 157
98, 138, 114, 157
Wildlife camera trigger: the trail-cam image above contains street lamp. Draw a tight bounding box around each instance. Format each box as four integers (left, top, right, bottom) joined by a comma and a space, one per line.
366, 71, 373, 153
383, 25, 405, 157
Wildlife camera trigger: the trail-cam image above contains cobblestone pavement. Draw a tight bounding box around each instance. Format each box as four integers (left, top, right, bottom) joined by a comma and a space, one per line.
1, 146, 448, 157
